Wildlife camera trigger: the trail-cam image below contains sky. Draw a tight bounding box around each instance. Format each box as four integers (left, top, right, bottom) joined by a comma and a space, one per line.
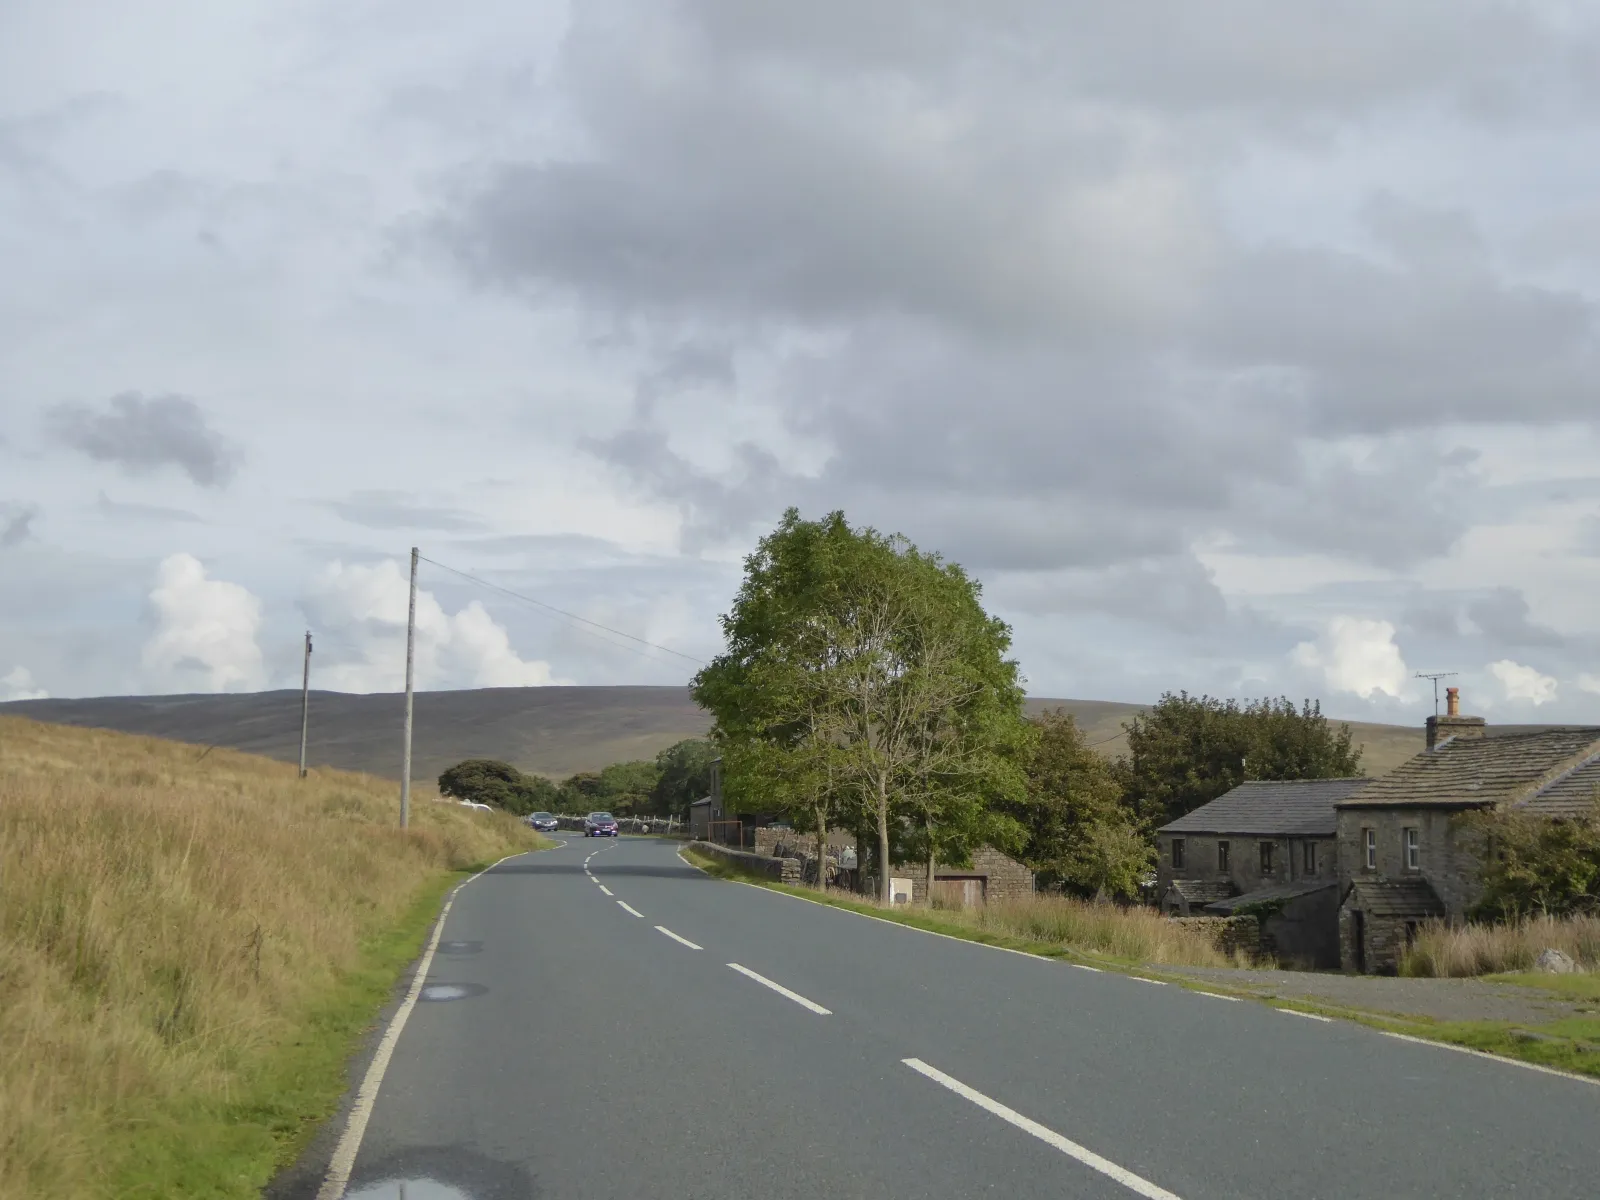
3, 1, 1599, 726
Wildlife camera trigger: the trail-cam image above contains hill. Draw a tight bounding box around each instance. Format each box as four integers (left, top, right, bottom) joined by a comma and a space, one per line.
0, 687, 1431, 782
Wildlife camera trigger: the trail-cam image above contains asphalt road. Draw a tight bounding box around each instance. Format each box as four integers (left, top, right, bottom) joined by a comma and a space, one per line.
291, 836, 1600, 1200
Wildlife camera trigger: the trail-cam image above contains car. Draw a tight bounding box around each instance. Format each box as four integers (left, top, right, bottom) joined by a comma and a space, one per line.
584, 811, 619, 837
527, 811, 559, 833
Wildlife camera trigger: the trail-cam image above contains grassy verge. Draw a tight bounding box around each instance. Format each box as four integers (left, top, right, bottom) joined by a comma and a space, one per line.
682, 848, 1600, 1080
1400, 914, 1600, 977
0, 716, 546, 1199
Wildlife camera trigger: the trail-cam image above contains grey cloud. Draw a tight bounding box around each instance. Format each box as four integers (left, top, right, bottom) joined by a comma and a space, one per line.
95, 492, 203, 523
320, 490, 489, 533
1, 504, 38, 547
1465, 588, 1568, 648
47, 393, 240, 487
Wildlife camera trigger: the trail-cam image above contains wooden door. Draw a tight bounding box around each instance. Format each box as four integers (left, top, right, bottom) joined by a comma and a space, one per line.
933, 876, 986, 908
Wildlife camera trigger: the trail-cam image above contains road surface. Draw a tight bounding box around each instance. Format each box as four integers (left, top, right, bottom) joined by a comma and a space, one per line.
284, 836, 1600, 1199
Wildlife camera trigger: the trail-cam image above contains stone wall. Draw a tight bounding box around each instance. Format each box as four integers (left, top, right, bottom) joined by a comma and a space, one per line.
752, 826, 854, 858
904, 845, 1035, 905
1335, 807, 1486, 921
688, 840, 802, 885
1169, 915, 1260, 959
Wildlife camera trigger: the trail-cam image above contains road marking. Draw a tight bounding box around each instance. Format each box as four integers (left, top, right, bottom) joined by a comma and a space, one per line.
656, 925, 703, 950
1072, 964, 1103, 973
1194, 991, 1241, 1002
902, 1058, 1181, 1200
1378, 1030, 1600, 1086
314, 849, 531, 1200
1131, 976, 1167, 985
617, 901, 644, 918
598, 884, 613, 896
727, 963, 832, 1014
1279, 1009, 1332, 1022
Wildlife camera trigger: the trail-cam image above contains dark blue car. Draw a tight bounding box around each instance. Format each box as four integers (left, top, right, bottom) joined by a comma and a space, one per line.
527, 811, 559, 833
584, 811, 619, 837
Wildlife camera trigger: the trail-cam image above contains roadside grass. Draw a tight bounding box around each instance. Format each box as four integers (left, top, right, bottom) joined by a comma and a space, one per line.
682, 848, 1600, 1081
680, 847, 1230, 969
0, 716, 546, 1199
1400, 914, 1600, 978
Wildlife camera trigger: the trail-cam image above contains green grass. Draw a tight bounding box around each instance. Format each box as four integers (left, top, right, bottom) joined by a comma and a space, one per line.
102, 869, 468, 1197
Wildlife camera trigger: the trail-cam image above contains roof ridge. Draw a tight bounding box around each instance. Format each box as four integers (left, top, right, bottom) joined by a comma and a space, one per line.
1520, 746, 1600, 808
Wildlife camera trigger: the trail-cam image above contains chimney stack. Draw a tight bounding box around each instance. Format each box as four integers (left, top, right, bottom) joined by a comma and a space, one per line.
1427, 687, 1485, 751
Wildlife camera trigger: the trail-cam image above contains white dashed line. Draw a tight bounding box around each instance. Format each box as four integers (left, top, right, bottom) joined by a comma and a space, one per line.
617, 901, 644, 918
727, 963, 832, 1014
1279, 1009, 1332, 1022
1131, 977, 1167, 986
598, 885, 613, 896
1071, 964, 1103, 973
655, 926, 703, 950
902, 1058, 1182, 1200
1194, 991, 1241, 1002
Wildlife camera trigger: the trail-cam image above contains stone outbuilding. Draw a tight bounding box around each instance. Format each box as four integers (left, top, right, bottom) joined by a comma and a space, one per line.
1203, 878, 1342, 969
1334, 687, 1600, 974
900, 846, 1036, 907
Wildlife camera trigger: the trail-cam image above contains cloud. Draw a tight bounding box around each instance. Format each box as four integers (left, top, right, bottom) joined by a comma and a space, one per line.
47, 393, 240, 487
1, 666, 48, 701
1290, 617, 1411, 699
1489, 658, 1558, 705
1580, 673, 1600, 695
95, 491, 203, 523
142, 553, 266, 691
319, 490, 489, 533
1, 504, 37, 547
302, 558, 564, 692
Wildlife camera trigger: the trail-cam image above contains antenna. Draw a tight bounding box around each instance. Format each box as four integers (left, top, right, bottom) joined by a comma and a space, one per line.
1414, 671, 1458, 717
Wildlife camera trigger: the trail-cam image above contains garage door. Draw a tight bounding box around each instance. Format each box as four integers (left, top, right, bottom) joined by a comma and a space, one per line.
932, 876, 986, 908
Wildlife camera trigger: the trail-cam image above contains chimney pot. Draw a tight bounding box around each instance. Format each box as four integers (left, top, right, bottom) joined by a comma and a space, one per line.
1446, 686, 1460, 717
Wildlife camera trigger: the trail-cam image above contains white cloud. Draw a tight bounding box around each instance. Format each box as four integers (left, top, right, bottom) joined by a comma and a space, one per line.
1290, 616, 1410, 699
1489, 659, 1558, 706
2, 666, 49, 701
141, 553, 266, 691
1581, 673, 1600, 695
304, 559, 562, 692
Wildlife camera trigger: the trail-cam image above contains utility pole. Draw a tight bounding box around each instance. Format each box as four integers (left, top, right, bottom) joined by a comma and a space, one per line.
298, 630, 313, 778
400, 546, 418, 829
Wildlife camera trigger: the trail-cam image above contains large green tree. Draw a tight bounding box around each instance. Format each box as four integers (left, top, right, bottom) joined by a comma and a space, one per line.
1468, 801, 1600, 920
694, 508, 1029, 902
1009, 709, 1150, 899
1117, 693, 1363, 828
437, 759, 560, 815
650, 738, 717, 817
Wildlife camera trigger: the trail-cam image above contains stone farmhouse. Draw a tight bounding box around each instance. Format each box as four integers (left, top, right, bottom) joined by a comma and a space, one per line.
1157, 687, 1600, 974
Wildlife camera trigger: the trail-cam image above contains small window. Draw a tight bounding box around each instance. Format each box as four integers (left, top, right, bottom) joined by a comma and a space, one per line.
1259, 841, 1274, 873
1404, 827, 1419, 871
1217, 840, 1231, 872
1303, 841, 1317, 874
1171, 838, 1185, 869
1364, 828, 1376, 870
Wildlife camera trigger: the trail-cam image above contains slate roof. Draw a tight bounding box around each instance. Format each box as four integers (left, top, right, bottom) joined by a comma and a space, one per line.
1167, 879, 1237, 906
1158, 778, 1374, 837
1336, 728, 1600, 810
1203, 878, 1338, 914
1345, 878, 1446, 919
1517, 753, 1600, 818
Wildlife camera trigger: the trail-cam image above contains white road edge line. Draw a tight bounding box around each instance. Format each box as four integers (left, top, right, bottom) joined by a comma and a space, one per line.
1131, 977, 1167, 986
1072, 964, 1103, 973
727, 962, 832, 1014
598, 885, 614, 896
617, 900, 644, 918
1194, 991, 1241, 1002
314, 849, 530, 1200
902, 1058, 1181, 1200
656, 925, 703, 950
1379, 1030, 1600, 1086
1279, 1009, 1332, 1022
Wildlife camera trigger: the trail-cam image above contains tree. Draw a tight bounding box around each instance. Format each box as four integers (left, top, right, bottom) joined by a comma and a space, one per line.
1117, 693, 1363, 829
1007, 709, 1148, 898
558, 762, 663, 815
694, 508, 1029, 902
437, 759, 559, 815
1468, 801, 1600, 920
650, 739, 717, 817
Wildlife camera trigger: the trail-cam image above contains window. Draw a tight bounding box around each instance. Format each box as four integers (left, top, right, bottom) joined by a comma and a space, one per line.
1303, 841, 1317, 874
1217, 840, 1231, 872
1364, 828, 1376, 870
1259, 841, 1274, 873
1404, 827, 1420, 871
1171, 839, 1185, 869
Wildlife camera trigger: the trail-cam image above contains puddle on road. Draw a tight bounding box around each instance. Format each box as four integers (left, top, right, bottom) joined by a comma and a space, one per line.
347, 1181, 472, 1199
418, 982, 488, 1002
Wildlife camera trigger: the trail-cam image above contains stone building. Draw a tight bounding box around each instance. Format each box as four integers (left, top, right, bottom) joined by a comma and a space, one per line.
1334, 688, 1600, 974
900, 846, 1036, 907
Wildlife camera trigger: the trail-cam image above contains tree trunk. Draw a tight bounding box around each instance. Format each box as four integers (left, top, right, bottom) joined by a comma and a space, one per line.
814, 798, 828, 892
877, 775, 892, 905
926, 814, 936, 907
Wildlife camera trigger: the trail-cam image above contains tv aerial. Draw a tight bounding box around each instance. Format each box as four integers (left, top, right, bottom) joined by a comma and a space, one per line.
1414, 671, 1458, 717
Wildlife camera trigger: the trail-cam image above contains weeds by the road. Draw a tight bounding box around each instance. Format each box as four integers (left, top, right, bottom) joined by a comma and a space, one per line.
0, 716, 545, 1199
681, 848, 1230, 968
1400, 914, 1600, 978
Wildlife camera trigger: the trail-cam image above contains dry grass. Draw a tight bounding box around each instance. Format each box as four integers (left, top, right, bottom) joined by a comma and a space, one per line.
1399, 914, 1600, 977
0, 716, 543, 1199
926, 892, 1234, 967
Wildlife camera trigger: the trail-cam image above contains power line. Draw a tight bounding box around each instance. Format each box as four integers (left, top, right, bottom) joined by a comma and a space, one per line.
416, 554, 708, 667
